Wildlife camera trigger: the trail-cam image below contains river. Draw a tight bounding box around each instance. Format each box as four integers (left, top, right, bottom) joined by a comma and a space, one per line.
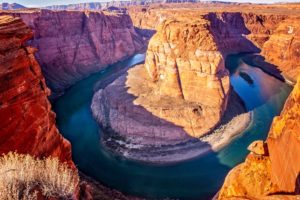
53, 53, 292, 200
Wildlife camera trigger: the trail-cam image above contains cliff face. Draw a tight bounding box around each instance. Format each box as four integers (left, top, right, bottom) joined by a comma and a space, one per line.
91, 18, 234, 163
143, 19, 230, 135
129, 8, 287, 45
261, 17, 300, 83
2, 10, 145, 96
218, 78, 300, 199
0, 15, 73, 167
267, 77, 300, 193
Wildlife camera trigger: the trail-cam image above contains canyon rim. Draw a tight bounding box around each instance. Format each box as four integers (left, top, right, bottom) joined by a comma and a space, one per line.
0, 1, 300, 200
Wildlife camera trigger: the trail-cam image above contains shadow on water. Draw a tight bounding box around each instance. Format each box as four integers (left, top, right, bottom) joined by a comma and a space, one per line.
53, 53, 291, 200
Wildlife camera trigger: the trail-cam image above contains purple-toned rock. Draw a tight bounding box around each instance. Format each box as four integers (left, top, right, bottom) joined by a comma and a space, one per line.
2, 10, 145, 96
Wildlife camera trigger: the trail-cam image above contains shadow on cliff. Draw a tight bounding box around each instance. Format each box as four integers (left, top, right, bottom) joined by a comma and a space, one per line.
134, 27, 156, 39
296, 173, 300, 194
206, 12, 260, 56
206, 12, 285, 81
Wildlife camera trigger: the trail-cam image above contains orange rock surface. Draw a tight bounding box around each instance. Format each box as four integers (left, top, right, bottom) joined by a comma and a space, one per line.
262, 17, 300, 83
129, 4, 300, 83
0, 15, 73, 167
218, 78, 300, 199
140, 19, 230, 137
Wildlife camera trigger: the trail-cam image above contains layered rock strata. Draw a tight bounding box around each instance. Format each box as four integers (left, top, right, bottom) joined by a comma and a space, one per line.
129, 5, 300, 83
261, 17, 300, 83
0, 15, 73, 167
218, 78, 300, 199
91, 19, 249, 163
1, 10, 145, 97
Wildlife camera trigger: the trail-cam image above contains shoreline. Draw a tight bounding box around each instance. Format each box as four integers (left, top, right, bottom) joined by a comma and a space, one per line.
98, 90, 252, 164
241, 54, 296, 86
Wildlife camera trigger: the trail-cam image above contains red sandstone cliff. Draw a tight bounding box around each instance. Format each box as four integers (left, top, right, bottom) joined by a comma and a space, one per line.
0, 15, 73, 167
1, 10, 145, 97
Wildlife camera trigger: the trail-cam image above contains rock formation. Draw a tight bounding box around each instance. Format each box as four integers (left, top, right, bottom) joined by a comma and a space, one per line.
1, 10, 145, 97
261, 17, 300, 83
129, 5, 300, 83
0, 15, 73, 167
91, 18, 238, 162
218, 77, 300, 200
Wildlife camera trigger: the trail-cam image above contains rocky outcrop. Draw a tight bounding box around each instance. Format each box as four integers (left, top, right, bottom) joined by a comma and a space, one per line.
261, 17, 300, 83
141, 18, 230, 136
1, 10, 145, 97
266, 77, 300, 194
0, 15, 73, 167
91, 18, 240, 162
129, 7, 287, 45
218, 78, 300, 199
129, 6, 300, 82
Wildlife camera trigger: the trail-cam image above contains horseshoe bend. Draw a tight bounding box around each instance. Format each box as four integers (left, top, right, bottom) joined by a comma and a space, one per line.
0, 1, 299, 200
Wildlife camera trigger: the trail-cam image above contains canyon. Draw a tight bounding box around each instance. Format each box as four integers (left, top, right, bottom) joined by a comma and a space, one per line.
218, 14, 300, 198
91, 5, 300, 163
129, 4, 300, 84
0, 9, 145, 97
91, 17, 239, 162
0, 2, 300, 200
0, 15, 73, 166
218, 77, 300, 199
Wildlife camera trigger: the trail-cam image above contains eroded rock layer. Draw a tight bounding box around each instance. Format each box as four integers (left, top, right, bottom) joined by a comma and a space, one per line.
92, 18, 234, 162
261, 17, 300, 83
1, 10, 145, 96
218, 78, 300, 199
129, 5, 300, 83
0, 15, 73, 167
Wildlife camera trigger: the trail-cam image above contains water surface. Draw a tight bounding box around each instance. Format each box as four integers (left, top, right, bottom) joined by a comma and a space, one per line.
53, 53, 291, 200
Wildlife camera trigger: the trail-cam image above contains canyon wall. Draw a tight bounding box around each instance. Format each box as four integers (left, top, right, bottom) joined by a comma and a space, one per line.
218, 77, 300, 199
0, 15, 73, 167
1, 10, 145, 97
129, 6, 300, 83
218, 15, 300, 199
91, 17, 237, 162
261, 17, 300, 83
129, 8, 287, 47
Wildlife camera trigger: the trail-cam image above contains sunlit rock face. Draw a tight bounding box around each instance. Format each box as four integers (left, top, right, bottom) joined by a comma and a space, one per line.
262, 17, 300, 83
92, 18, 231, 158
0, 15, 73, 167
129, 7, 288, 48
218, 78, 300, 199
267, 78, 300, 193
141, 19, 230, 136
1, 10, 145, 97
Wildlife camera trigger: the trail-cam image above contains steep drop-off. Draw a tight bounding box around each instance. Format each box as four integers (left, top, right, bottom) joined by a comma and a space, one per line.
261, 17, 300, 83
129, 5, 300, 84
218, 75, 300, 199
90, 18, 252, 163
0, 15, 73, 167
1, 10, 145, 97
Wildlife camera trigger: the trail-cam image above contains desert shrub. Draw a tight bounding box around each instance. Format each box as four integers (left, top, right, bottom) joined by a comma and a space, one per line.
0, 152, 79, 200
